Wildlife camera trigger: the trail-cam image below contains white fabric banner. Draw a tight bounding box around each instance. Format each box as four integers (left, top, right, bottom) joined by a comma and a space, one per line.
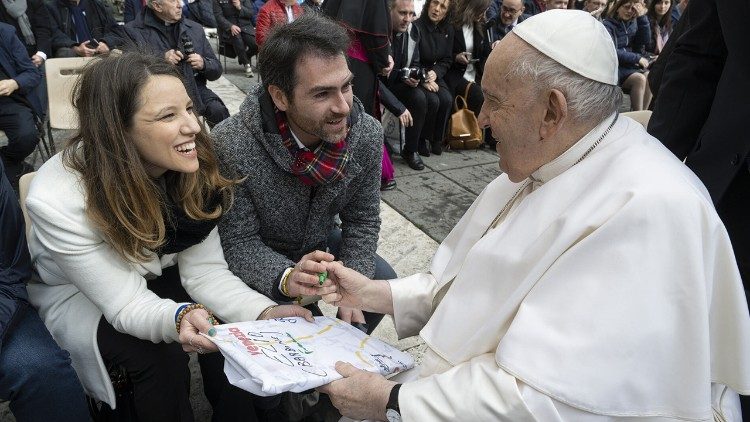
205, 316, 415, 396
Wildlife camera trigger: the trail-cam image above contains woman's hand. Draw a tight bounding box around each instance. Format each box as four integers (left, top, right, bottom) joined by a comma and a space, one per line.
179, 308, 218, 354
638, 56, 650, 69
634, 1, 647, 16
260, 304, 315, 322
455, 52, 470, 65
422, 80, 439, 92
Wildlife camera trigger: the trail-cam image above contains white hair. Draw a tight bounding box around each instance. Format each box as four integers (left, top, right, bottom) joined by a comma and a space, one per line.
506, 46, 622, 124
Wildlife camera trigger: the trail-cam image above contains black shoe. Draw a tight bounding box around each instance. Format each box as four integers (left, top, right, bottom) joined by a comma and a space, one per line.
418, 141, 430, 157
380, 179, 397, 191
400, 150, 425, 170
431, 140, 443, 156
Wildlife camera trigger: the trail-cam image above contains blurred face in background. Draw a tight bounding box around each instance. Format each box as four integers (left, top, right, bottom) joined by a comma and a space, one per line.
653, 0, 670, 17
583, 0, 607, 13
428, 0, 450, 24
500, 0, 525, 25
615, 0, 638, 20
391, 0, 416, 33
545, 0, 569, 10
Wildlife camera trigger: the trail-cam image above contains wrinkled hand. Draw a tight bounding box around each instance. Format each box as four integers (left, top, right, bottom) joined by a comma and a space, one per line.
73, 42, 96, 57
261, 304, 315, 322
164, 49, 184, 65
95, 42, 110, 55
285, 250, 337, 298
230, 24, 241, 36
31, 54, 44, 67
179, 308, 219, 354
422, 80, 439, 92
337, 307, 365, 324
0, 79, 19, 96
320, 261, 370, 309
186, 53, 205, 70
318, 362, 396, 421
404, 77, 419, 88
398, 109, 413, 127
455, 52, 470, 65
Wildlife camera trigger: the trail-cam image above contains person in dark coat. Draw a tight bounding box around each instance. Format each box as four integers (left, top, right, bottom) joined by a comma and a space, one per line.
0, 0, 53, 65
213, 0, 257, 76
648, 9, 749, 417
414, 0, 454, 155
602, 0, 652, 110
0, 23, 42, 191
46, 0, 122, 57
0, 159, 89, 421
487, 0, 530, 46
125, 0, 217, 26
124, 0, 230, 126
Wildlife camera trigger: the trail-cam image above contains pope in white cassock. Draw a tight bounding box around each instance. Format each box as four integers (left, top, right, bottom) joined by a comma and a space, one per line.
317, 9, 750, 422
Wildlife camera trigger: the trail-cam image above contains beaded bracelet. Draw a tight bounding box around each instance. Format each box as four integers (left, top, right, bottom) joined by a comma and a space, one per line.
175, 303, 215, 334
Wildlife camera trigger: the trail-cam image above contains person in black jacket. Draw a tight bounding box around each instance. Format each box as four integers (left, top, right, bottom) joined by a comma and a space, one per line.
213, 0, 257, 77
46, 0, 122, 57
124, 0, 230, 126
414, 0, 453, 155
0, 159, 89, 421
0, 0, 53, 66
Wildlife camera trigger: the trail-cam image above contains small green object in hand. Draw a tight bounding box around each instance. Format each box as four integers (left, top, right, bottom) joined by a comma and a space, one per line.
318, 271, 327, 286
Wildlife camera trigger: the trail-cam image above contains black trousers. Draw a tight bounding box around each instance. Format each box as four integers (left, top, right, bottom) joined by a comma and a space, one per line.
96, 264, 278, 422
197, 85, 230, 127
420, 81, 452, 144
229, 32, 258, 66
0, 97, 38, 185
389, 83, 428, 153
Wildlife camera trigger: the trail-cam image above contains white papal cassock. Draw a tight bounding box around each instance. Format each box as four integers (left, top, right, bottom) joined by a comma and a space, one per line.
386, 114, 750, 421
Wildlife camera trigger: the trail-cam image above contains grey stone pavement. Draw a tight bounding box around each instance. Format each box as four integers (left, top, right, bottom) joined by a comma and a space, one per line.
0, 38, 631, 420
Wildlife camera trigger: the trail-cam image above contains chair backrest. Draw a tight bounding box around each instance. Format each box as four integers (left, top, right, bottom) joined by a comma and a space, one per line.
45, 57, 95, 130
622, 110, 652, 129
18, 172, 36, 238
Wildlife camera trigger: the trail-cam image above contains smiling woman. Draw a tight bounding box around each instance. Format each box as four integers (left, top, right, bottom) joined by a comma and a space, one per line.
23, 51, 315, 419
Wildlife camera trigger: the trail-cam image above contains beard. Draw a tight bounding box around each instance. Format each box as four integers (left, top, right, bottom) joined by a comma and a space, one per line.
286, 106, 349, 144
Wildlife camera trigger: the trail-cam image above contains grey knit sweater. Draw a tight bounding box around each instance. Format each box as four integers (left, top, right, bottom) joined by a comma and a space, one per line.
213, 84, 383, 301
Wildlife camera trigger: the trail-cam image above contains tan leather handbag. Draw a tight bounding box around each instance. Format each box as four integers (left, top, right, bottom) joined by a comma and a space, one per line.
445, 82, 483, 150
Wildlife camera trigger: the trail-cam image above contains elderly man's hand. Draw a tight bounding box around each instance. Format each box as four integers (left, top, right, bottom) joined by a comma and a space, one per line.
0, 79, 19, 96
186, 53, 205, 70
31, 54, 44, 67
164, 49, 184, 65
318, 362, 397, 421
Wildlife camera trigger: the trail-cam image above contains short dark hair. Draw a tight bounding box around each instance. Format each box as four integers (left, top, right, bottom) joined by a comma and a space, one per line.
258, 13, 351, 99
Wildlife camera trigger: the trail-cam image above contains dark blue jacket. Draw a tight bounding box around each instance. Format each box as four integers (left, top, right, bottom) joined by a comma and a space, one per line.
603, 15, 651, 67
124, 0, 217, 27
46, 0, 123, 50
0, 160, 31, 348
0, 22, 43, 116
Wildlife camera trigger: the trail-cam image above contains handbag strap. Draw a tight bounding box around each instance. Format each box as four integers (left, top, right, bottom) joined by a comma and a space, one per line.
463, 81, 473, 102
453, 94, 469, 112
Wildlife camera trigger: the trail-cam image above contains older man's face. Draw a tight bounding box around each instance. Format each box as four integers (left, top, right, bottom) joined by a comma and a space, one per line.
478, 35, 546, 182
500, 0, 525, 26
391, 0, 416, 33
545, 0, 569, 9
152, 0, 182, 23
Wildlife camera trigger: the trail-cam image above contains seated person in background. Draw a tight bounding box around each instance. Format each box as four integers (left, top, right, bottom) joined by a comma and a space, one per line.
384, 0, 439, 170
25, 51, 313, 421
124, 0, 230, 126
213, 14, 396, 335
603, 0, 652, 110
0, 0, 52, 66
646, 0, 673, 55
446, 0, 491, 145
301, 0, 322, 13
670, 0, 687, 23
582, 0, 607, 19
0, 23, 42, 192
213, 0, 258, 77
255, 0, 302, 46
318, 10, 750, 421
0, 159, 90, 422
488, 0, 530, 47
523, 0, 545, 15
125, 0, 217, 26
46, 0, 121, 57
414, 0, 454, 156
545, 0, 568, 9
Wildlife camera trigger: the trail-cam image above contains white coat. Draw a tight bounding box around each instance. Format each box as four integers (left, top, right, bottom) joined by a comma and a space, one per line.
24, 154, 277, 408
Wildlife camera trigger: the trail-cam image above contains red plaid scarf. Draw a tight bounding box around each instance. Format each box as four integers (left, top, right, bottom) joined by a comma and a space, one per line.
276, 109, 351, 186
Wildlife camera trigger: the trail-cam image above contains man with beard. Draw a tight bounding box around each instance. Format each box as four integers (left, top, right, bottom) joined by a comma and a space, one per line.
213, 13, 396, 336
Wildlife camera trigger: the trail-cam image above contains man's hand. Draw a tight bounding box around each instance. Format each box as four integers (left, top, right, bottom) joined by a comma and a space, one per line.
318, 362, 397, 421
404, 77, 419, 88
337, 307, 366, 324
96, 42, 110, 55
261, 304, 315, 322
455, 52, 470, 65
398, 110, 413, 127
73, 41, 96, 57
164, 49, 184, 65
31, 54, 44, 67
230, 24, 242, 36
381, 55, 394, 77
286, 250, 337, 297
186, 53, 205, 70
0, 79, 19, 96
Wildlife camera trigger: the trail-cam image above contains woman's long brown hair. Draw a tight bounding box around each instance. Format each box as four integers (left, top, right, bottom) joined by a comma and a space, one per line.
62, 51, 237, 262
450, 0, 491, 27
